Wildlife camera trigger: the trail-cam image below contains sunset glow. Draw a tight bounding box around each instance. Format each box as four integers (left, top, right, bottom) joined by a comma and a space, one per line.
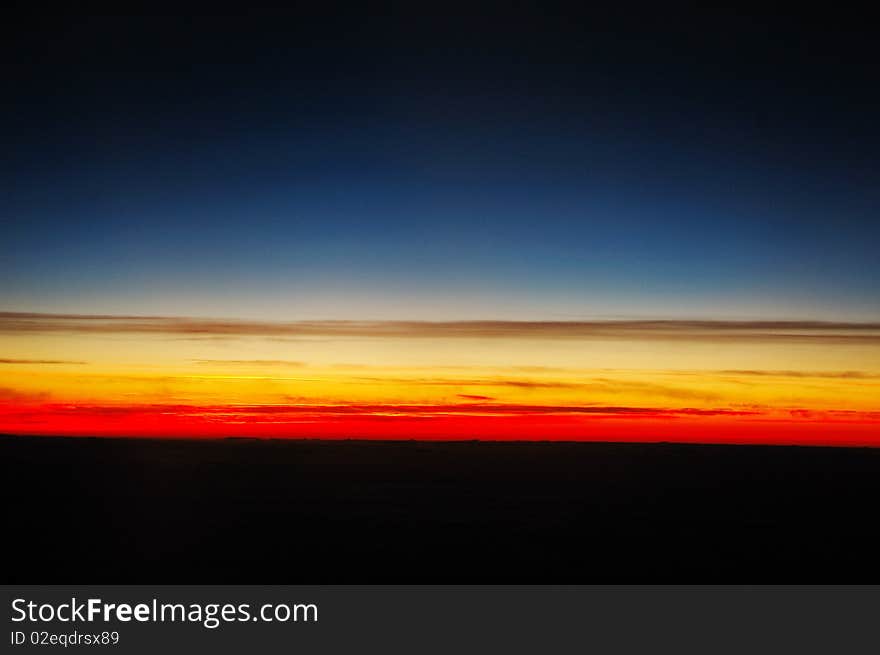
5, 11, 879, 448
2, 313, 878, 444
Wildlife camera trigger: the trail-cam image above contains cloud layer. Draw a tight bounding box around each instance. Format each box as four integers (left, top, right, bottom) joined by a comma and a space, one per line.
2, 312, 879, 343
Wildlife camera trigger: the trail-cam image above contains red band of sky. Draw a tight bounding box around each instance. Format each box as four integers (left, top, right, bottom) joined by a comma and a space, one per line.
2, 402, 879, 447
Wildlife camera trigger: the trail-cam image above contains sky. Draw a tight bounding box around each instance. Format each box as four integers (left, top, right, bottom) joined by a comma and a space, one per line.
2, 9, 879, 443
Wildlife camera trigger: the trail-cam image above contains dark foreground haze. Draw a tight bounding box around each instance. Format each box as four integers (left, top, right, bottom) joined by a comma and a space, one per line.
4, 435, 880, 583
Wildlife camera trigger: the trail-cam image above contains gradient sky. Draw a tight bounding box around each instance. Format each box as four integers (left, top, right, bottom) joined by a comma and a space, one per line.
2, 9, 879, 443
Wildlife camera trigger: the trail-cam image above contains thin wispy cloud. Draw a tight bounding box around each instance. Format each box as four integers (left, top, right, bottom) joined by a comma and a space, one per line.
0, 358, 86, 365
719, 370, 880, 379
190, 359, 307, 367
350, 375, 721, 401
2, 312, 879, 343
0, 401, 761, 418
0, 387, 51, 402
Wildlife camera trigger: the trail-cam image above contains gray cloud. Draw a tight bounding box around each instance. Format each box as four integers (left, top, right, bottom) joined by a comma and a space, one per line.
1, 312, 879, 343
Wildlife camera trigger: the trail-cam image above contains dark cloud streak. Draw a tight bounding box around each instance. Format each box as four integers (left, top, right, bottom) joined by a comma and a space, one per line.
719, 370, 880, 379
0, 358, 86, 365
2, 313, 879, 343
0, 401, 760, 418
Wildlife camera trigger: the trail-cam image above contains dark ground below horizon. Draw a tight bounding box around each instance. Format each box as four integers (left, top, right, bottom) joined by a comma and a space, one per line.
3, 435, 880, 583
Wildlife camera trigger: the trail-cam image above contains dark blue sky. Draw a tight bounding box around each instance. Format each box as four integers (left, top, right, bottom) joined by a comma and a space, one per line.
4, 8, 878, 319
